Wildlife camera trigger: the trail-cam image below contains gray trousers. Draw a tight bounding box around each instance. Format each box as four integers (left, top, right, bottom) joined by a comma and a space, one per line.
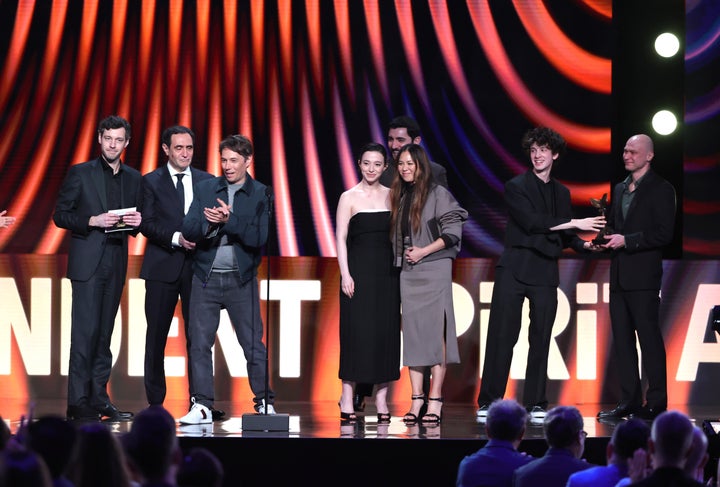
187, 272, 274, 408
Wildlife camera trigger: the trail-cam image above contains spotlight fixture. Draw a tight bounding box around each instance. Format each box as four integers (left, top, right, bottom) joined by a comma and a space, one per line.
655, 33, 680, 58
651, 110, 678, 135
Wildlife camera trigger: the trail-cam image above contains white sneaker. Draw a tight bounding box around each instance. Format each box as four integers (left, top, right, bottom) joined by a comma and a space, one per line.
476, 404, 489, 417
528, 406, 547, 424
255, 400, 276, 415
178, 398, 212, 425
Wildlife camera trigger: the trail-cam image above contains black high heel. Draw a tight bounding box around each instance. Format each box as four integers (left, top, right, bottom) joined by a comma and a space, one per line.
377, 412, 391, 423
421, 397, 443, 425
341, 411, 358, 422
403, 394, 426, 424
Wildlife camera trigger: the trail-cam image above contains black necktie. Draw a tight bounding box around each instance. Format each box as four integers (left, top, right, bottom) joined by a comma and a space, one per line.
176, 173, 185, 212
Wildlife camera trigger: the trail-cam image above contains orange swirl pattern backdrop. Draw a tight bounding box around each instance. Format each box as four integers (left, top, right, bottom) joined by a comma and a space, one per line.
0, 0, 617, 257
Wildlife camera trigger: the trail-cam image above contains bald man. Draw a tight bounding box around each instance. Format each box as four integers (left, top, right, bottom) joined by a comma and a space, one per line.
597, 134, 676, 421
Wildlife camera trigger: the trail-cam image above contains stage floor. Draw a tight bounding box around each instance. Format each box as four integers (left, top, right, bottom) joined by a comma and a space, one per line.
4, 399, 719, 440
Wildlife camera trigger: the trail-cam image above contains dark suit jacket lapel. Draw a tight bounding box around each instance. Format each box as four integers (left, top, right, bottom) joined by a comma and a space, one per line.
523, 171, 547, 212
91, 158, 108, 211
158, 165, 185, 214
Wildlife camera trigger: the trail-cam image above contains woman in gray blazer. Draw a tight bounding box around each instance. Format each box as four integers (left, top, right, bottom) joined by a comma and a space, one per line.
389, 143, 467, 425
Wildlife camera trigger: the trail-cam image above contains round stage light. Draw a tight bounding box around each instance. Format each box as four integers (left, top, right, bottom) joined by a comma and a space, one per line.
652, 110, 678, 135
655, 33, 680, 58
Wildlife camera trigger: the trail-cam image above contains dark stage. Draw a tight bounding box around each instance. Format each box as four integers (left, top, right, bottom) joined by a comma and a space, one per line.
5, 400, 720, 486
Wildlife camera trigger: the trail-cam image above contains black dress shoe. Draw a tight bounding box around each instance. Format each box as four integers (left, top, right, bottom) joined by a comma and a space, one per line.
597, 403, 638, 419
211, 408, 226, 421
95, 403, 134, 421
66, 405, 101, 422
628, 406, 666, 421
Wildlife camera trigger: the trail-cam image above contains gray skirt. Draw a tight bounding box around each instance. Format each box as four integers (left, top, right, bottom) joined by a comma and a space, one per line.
400, 258, 460, 366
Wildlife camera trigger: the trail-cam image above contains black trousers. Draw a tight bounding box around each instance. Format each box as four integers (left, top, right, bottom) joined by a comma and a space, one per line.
477, 267, 557, 409
609, 289, 667, 409
67, 244, 125, 409
143, 256, 193, 405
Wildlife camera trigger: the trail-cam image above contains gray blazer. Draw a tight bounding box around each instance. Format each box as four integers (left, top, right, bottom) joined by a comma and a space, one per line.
391, 184, 467, 267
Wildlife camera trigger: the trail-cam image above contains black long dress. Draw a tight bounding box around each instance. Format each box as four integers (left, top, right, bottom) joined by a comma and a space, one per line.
339, 211, 401, 384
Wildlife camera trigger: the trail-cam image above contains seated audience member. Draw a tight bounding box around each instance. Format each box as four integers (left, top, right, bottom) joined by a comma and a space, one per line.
512, 406, 592, 487
123, 406, 181, 486
621, 424, 710, 486
0, 417, 10, 450
566, 418, 650, 487
27, 415, 77, 487
176, 447, 224, 487
685, 426, 710, 483
623, 410, 704, 487
456, 399, 533, 487
0, 447, 53, 487
67, 422, 132, 487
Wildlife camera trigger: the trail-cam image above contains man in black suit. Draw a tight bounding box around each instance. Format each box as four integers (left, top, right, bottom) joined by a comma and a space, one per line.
597, 134, 676, 421
476, 127, 604, 421
139, 126, 214, 412
53, 115, 142, 421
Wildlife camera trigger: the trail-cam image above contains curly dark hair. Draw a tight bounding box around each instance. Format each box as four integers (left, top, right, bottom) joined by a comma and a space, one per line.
521, 127, 566, 163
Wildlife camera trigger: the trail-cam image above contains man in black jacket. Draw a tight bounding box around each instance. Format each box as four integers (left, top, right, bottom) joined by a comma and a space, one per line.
597, 134, 676, 421
477, 127, 604, 421
53, 115, 142, 421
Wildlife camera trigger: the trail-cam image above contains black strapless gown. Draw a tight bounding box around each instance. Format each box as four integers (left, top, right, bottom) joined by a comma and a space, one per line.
339, 211, 401, 384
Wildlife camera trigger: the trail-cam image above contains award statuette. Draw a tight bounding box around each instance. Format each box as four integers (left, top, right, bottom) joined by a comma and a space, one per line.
589, 193, 613, 245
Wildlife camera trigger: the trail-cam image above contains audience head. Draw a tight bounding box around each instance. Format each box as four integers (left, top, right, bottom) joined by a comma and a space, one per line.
0, 418, 9, 451
176, 447, 224, 487
124, 405, 180, 483
685, 425, 709, 481
67, 422, 131, 487
485, 399, 527, 444
648, 410, 695, 469
0, 447, 52, 487
27, 415, 77, 481
608, 418, 651, 465
543, 406, 586, 458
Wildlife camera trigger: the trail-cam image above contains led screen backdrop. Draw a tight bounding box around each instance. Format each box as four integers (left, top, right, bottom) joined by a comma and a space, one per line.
0, 1, 718, 415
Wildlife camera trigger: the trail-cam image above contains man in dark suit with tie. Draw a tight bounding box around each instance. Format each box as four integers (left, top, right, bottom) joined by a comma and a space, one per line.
139, 126, 214, 412
476, 127, 604, 421
53, 115, 142, 421
597, 134, 676, 421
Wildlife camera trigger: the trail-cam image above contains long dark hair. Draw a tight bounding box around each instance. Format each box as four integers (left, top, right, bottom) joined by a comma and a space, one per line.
390, 143, 433, 234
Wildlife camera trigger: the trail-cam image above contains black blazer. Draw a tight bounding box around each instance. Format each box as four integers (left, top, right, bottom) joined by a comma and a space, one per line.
139, 165, 213, 283
607, 169, 676, 291
53, 158, 142, 282
497, 171, 586, 286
